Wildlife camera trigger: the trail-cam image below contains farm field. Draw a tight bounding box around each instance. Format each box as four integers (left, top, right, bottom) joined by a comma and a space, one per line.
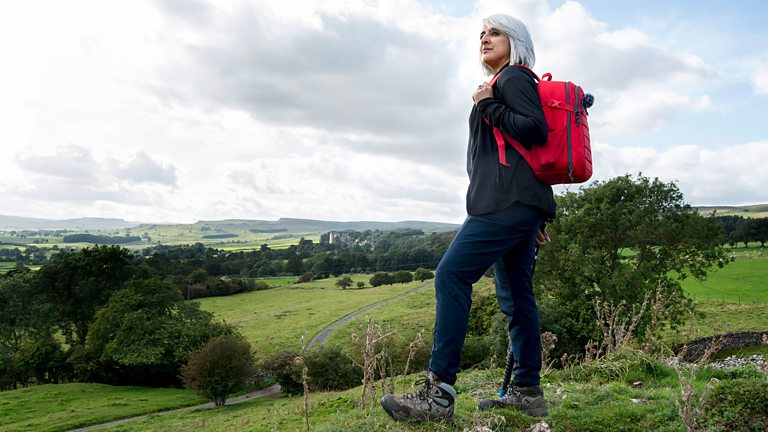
195, 276, 428, 360
0, 222, 323, 252
681, 258, 767, 304
0, 383, 204, 432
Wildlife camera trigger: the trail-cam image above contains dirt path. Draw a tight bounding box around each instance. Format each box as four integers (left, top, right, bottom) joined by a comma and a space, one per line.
67, 280, 433, 431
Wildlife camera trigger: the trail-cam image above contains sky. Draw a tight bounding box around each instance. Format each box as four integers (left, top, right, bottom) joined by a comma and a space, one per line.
1, 0, 767, 224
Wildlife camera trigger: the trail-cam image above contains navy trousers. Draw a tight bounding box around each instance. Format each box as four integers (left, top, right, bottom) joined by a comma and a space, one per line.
428, 203, 545, 386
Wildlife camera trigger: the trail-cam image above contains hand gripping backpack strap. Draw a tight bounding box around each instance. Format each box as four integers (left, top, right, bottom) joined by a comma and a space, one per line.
483, 65, 541, 167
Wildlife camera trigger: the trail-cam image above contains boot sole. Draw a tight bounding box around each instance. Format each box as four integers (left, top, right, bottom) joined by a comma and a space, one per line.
381, 396, 454, 422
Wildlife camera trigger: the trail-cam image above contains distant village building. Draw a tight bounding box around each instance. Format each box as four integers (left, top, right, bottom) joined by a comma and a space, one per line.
328, 231, 354, 246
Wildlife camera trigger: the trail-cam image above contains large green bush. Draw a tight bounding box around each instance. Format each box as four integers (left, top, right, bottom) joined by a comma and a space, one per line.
261, 351, 303, 395
305, 346, 361, 391
701, 378, 768, 432
181, 335, 256, 406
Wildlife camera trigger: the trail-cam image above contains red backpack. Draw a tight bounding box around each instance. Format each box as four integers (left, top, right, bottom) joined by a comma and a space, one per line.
488, 65, 593, 185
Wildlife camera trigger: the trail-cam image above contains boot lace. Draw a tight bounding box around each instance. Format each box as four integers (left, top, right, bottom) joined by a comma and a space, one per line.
403, 375, 434, 402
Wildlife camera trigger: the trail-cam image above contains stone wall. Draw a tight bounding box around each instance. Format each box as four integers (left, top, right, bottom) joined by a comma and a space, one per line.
673, 330, 768, 362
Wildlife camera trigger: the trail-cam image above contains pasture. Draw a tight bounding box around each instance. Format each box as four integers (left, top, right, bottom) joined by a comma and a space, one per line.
681, 258, 767, 304
195, 276, 428, 360
0, 383, 203, 432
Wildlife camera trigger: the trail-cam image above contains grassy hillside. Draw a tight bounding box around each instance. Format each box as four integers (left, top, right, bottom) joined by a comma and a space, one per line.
195, 277, 430, 360
696, 203, 768, 218
91, 354, 767, 432
0, 383, 204, 432
3, 255, 765, 431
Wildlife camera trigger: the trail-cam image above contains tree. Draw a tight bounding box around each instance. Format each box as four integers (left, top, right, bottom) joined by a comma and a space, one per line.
297, 272, 314, 283
536, 174, 729, 356
34, 246, 136, 346
356, 281, 365, 289
413, 268, 435, 282
335, 276, 353, 290
749, 218, 768, 247
369, 272, 392, 287
304, 345, 361, 391
182, 335, 256, 406
286, 254, 303, 275
84, 278, 234, 386
393, 271, 413, 284
262, 351, 303, 395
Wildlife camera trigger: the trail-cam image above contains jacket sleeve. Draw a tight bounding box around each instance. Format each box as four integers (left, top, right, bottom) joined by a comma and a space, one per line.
476, 70, 547, 150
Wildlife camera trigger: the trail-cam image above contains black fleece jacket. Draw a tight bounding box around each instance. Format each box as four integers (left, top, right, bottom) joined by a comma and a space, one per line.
466, 65, 556, 218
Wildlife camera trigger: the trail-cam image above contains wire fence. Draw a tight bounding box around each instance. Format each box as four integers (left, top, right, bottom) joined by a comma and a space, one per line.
691, 293, 766, 305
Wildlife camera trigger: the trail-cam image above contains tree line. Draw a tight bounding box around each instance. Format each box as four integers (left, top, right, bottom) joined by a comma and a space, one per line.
714, 215, 768, 247
0, 247, 237, 390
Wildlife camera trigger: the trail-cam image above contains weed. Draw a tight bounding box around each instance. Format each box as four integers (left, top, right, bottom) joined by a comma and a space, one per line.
672, 336, 722, 432
349, 316, 393, 410
401, 330, 425, 393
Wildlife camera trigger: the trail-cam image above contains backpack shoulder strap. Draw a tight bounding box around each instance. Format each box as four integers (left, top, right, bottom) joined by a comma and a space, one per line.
489, 64, 541, 87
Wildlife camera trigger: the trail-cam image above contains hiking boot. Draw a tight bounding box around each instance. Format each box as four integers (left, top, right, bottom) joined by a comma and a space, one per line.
477, 383, 548, 417
380, 372, 456, 421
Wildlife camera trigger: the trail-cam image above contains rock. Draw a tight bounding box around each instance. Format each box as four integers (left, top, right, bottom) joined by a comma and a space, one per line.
631, 381, 643, 388
526, 422, 551, 432
708, 354, 766, 371
631, 398, 649, 404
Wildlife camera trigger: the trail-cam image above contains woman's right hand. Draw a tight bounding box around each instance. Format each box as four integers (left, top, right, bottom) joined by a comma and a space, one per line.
473, 82, 493, 103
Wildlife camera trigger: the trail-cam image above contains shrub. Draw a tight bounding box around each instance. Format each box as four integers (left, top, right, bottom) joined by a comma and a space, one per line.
297, 272, 314, 283
305, 346, 362, 391
369, 272, 393, 287
413, 268, 434, 282
182, 335, 256, 406
261, 351, 304, 395
459, 336, 492, 370
392, 271, 413, 284
700, 378, 768, 432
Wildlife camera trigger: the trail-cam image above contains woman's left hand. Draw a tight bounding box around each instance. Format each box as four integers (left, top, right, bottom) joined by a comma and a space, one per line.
473, 82, 493, 103
535, 228, 551, 247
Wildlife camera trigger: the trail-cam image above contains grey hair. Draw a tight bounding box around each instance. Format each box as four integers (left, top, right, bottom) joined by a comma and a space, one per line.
480, 14, 536, 75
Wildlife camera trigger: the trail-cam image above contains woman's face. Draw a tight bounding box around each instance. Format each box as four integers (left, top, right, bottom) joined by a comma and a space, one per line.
480, 25, 510, 73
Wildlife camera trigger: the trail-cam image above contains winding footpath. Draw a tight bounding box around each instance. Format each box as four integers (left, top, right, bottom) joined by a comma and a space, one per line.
67, 280, 433, 431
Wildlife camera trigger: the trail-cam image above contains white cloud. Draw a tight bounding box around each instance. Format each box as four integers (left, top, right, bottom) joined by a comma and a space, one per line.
113, 151, 177, 186
15, 145, 98, 180
586, 140, 768, 205
752, 64, 768, 95
590, 87, 711, 134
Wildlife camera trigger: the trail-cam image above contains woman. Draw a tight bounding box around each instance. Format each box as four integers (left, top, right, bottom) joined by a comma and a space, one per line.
381, 14, 553, 421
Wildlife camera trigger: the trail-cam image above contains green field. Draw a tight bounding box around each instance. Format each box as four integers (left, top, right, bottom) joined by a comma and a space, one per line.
0, 223, 323, 252
252, 276, 298, 287
195, 276, 429, 360
681, 258, 767, 304
0, 383, 204, 432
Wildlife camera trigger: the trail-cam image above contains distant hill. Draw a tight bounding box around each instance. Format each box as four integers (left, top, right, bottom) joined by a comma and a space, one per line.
193, 218, 460, 233
0, 215, 459, 234
0, 215, 144, 231
694, 204, 768, 218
